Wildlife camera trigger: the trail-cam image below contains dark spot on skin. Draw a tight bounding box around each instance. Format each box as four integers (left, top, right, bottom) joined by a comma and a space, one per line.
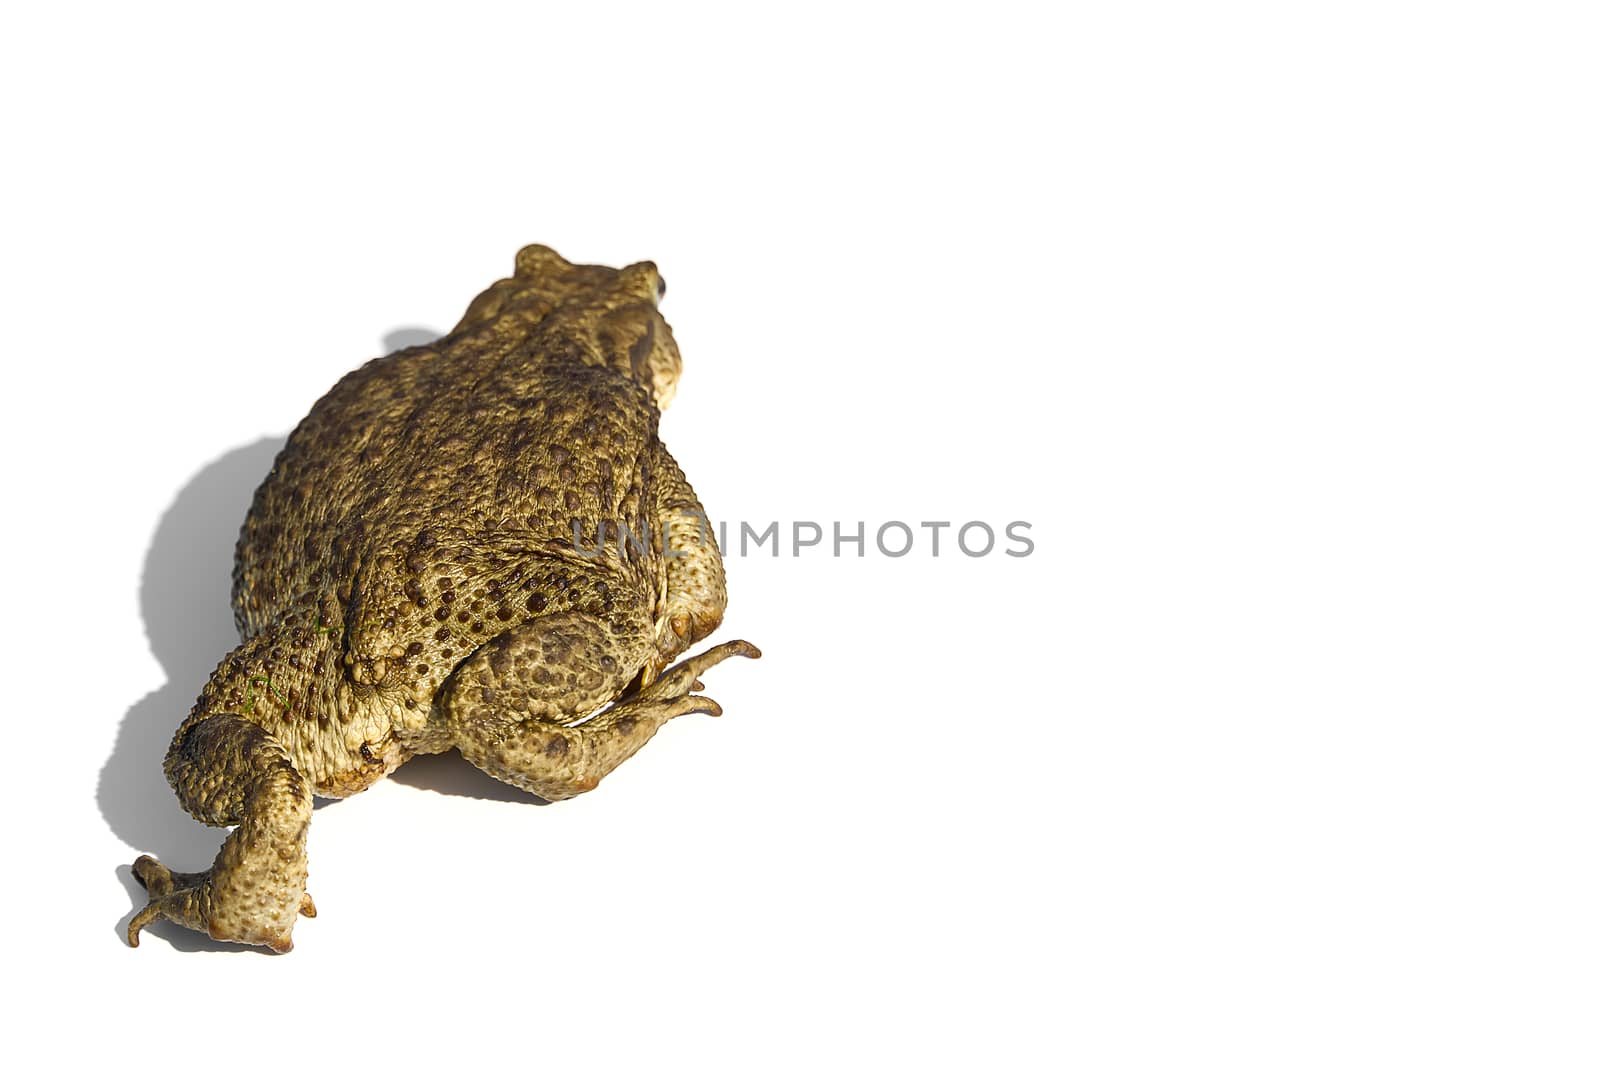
600, 654, 616, 670
435, 626, 451, 641
360, 742, 383, 766
544, 736, 570, 757
435, 607, 449, 621
407, 641, 424, 656
489, 641, 514, 677
415, 662, 429, 675
615, 715, 639, 736
442, 590, 456, 604
497, 605, 514, 621
527, 591, 547, 612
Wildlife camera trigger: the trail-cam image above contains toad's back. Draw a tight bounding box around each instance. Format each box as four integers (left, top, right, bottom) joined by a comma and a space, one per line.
230, 246, 684, 644
232, 329, 663, 640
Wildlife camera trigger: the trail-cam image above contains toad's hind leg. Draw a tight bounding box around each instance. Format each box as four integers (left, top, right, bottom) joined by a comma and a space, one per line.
441, 611, 759, 801
649, 443, 730, 678
128, 713, 315, 952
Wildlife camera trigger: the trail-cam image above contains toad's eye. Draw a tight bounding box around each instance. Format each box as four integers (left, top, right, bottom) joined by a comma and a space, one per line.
655, 277, 666, 301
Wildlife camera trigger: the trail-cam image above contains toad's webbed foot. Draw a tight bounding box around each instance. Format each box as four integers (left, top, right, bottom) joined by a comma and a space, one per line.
126, 713, 315, 952
635, 639, 762, 705
129, 856, 316, 952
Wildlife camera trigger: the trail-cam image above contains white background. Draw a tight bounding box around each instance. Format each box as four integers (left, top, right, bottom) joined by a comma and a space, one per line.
2, 2, 1596, 1065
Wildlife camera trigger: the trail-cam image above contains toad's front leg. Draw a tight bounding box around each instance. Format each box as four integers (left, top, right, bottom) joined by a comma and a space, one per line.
128, 713, 316, 953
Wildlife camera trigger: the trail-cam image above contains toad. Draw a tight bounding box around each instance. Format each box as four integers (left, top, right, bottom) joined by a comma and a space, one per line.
128, 244, 759, 951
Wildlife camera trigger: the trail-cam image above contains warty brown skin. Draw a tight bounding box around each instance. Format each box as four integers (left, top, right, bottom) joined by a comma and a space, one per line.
128, 244, 759, 952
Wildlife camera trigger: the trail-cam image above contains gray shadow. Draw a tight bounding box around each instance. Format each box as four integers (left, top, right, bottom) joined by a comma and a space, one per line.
99, 436, 287, 869
383, 326, 443, 351
390, 751, 550, 804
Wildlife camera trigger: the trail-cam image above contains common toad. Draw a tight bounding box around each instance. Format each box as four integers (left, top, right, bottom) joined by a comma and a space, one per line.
128, 244, 758, 951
